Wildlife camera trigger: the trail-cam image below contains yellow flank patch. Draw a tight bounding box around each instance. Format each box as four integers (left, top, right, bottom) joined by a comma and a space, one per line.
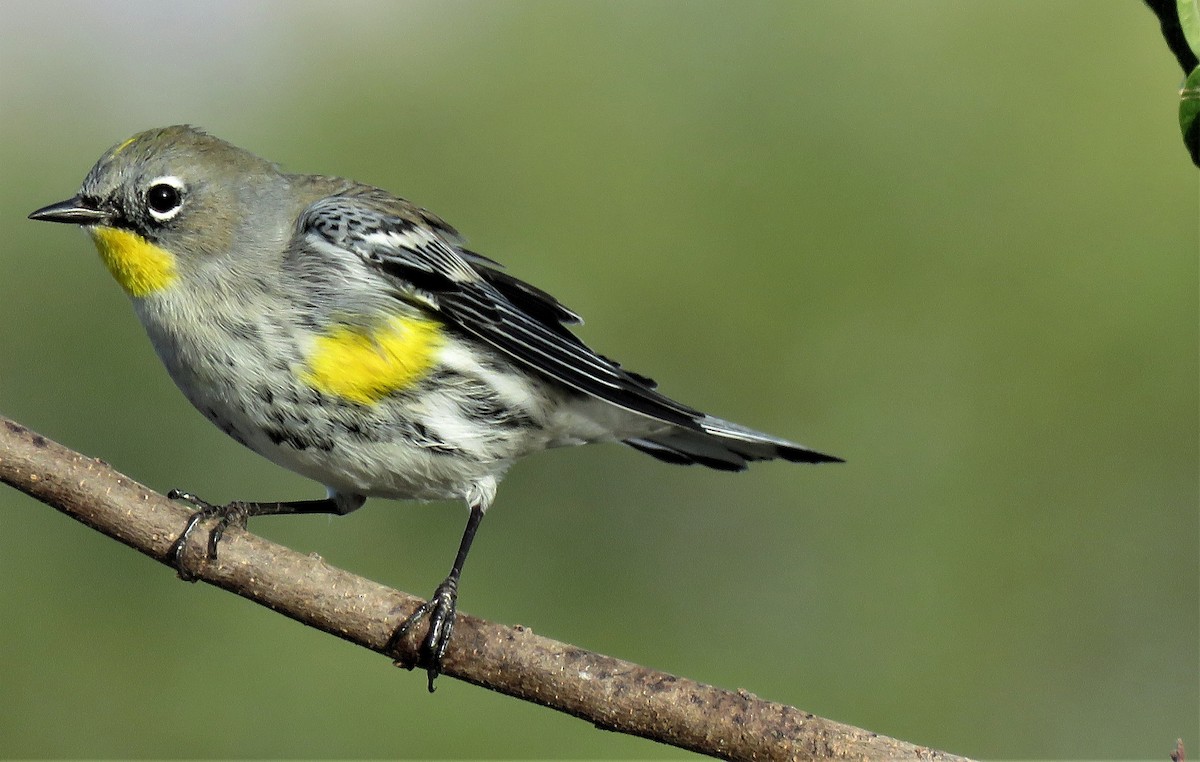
302, 315, 443, 405
89, 227, 178, 297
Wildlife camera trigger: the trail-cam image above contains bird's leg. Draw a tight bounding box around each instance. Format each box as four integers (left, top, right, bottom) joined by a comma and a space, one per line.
387, 500, 485, 692
165, 489, 343, 581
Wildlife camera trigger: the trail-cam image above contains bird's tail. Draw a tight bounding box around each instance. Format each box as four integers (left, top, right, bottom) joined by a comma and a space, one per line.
624, 415, 842, 472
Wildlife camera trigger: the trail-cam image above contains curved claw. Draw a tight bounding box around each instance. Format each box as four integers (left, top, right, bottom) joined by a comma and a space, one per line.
166, 490, 215, 580
167, 512, 205, 580
164, 490, 247, 581
206, 503, 250, 558
386, 580, 459, 692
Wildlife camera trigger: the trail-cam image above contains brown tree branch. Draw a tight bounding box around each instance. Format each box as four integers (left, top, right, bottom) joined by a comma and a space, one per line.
1, 413, 971, 761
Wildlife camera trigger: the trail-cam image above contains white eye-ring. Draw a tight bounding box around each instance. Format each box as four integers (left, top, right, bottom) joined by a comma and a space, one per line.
145, 175, 186, 221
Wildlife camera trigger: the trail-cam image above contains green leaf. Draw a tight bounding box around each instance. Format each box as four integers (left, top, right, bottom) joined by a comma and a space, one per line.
1180, 0, 1200, 57
1180, 66, 1200, 166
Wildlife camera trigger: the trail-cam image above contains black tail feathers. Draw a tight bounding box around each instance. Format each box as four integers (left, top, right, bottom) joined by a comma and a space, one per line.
625, 415, 841, 472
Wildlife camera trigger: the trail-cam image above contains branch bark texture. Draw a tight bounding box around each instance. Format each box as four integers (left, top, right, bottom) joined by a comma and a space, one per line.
1, 413, 971, 761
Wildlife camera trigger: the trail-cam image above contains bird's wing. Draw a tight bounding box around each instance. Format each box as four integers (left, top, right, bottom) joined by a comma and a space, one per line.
298, 192, 702, 429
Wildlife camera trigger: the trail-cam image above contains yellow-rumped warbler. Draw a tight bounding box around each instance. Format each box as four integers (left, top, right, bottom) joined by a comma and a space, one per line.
30, 125, 840, 689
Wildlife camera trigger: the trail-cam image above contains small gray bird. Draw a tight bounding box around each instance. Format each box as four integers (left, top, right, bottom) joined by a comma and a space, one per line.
29, 125, 840, 689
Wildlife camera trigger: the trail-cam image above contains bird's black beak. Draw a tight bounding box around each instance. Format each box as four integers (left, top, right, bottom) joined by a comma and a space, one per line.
28, 196, 108, 225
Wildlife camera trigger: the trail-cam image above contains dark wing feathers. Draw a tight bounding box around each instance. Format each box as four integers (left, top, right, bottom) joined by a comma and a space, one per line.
433, 281, 705, 428
474, 265, 584, 329
299, 194, 704, 430
299, 192, 842, 466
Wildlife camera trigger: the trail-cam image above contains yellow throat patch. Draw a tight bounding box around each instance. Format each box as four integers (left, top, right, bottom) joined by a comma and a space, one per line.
89, 227, 178, 297
302, 315, 443, 405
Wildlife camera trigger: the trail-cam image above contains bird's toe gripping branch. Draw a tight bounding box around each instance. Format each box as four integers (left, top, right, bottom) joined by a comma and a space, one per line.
387, 577, 460, 692
165, 489, 251, 581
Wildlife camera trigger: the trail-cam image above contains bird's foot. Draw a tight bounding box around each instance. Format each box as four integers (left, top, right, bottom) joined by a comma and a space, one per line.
386, 578, 459, 692
165, 489, 251, 581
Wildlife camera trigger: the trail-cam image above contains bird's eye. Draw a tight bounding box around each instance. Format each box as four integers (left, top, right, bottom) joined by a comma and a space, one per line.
145, 177, 185, 221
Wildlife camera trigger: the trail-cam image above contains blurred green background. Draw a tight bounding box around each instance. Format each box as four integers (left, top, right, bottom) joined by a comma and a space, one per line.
1, 1, 1195, 758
